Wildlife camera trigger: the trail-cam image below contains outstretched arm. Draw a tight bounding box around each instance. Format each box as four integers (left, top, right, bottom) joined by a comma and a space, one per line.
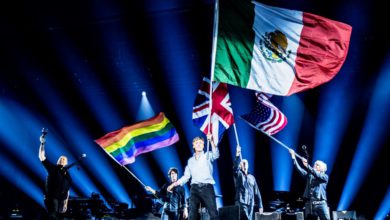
306, 166, 329, 183
233, 145, 241, 176
207, 134, 219, 160
289, 149, 307, 177
39, 135, 46, 161
145, 186, 157, 195
168, 165, 190, 191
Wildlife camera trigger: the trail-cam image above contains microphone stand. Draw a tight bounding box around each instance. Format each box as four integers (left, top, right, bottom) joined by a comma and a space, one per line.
302, 145, 310, 163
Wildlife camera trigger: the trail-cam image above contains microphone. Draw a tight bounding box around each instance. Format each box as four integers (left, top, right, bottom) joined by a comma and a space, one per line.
41, 128, 48, 137
64, 154, 86, 171
302, 145, 309, 159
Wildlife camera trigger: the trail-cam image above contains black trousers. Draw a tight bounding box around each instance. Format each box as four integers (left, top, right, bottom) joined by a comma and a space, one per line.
161, 209, 179, 220
304, 201, 330, 220
44, 197, 65, 220
188, 184, 219, 220
236, 203, 254, 220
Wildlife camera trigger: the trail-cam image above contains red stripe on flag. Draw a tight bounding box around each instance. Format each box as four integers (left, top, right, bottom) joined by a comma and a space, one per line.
289, 12, 352, 95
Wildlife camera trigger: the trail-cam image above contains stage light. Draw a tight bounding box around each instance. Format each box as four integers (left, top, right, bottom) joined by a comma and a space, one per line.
338, 53, 390, 210
136, 91, 155, 121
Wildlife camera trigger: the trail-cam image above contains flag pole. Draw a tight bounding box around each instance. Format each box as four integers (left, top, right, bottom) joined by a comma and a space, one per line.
121, 165, 163, 201
239, 118, 305, 160
121, 165, 146, 187
259, 130, 305, 160
233, 123, 243, 161
206, 0, 219, 153
98, 146, 147, 187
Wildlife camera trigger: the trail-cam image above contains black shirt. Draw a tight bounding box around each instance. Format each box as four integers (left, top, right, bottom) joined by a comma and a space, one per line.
42, 159, 72, 200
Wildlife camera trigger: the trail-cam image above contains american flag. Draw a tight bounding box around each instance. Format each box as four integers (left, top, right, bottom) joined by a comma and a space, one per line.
240, 92, 287, 135
192, 77, 234, 146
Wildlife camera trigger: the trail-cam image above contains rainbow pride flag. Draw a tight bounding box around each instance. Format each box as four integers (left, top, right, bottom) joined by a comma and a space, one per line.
95, 112, 179, 165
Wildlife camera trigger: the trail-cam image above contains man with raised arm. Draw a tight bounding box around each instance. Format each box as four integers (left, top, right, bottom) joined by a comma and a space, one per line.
167, 134, 219, 220
39, 132, 72, 219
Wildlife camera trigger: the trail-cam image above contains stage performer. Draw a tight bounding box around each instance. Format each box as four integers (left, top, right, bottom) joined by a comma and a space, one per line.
289, 149, 330, 220
167, 134, 219, 220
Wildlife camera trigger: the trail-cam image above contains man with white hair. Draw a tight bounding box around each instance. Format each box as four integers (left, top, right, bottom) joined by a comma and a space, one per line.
234, 146, 263, 220
289, 149, 330, 220
39, 132, 72, 219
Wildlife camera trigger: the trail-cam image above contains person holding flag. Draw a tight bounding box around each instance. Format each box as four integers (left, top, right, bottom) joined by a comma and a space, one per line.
233, 145, 263, 220
145, 167, 188, 220
167, 134, 219, 220
192, 77, 234, 147
289, 149, 330, 220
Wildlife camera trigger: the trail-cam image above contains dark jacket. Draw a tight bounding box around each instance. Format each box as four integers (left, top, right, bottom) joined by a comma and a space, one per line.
233, 156, 263, 208
156, 182, 186, 212
292, 159, 328, 201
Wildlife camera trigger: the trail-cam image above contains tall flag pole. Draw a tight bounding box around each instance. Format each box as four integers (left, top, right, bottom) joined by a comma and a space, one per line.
260, 129, 306, 161
206, 0, 220, 152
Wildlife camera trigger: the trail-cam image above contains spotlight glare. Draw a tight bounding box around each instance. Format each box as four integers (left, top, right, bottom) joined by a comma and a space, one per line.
142, 91, 146, 96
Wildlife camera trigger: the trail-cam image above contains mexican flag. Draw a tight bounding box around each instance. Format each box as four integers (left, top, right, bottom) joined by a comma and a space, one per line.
214, 0, 352, 96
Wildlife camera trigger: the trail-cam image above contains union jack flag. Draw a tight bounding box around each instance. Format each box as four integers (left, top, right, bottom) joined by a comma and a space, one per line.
192, 77, 234, 146
240, 92, 287, 135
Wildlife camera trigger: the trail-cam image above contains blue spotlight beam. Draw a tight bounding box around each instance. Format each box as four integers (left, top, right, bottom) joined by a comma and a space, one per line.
0, 153, 43, 207
56, 35, 157, 202
151, 146, 183, 184
96, 17, 150, 116
314, 57, 355, 174
0, 100, 96, 197
2, 105, 100, 199
49, 32, 124, 128
228, 86, 255, 172
214, 163, 223, 208
338, 54, 390, 210
26, 74, 132, 205
136, 92, 181, 188
272, 95, 304, 191
374, 187, 390, 220
150, 11, 200, 146
6, 50, 128, 202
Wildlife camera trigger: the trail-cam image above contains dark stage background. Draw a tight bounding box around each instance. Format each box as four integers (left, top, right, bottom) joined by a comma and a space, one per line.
0, 0, 389, 219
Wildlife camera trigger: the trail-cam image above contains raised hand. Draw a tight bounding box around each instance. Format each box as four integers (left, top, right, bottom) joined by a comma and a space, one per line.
236, 145, 241, 156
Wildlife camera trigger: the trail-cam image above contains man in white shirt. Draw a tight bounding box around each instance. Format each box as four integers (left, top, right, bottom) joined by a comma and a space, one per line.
168, 134, 219, 220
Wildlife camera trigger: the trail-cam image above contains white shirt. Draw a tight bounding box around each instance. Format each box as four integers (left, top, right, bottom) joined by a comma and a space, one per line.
177, 148, 219, 185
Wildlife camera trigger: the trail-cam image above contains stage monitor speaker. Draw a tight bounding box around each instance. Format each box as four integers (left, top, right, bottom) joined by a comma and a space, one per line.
283, 212, 304, 220
219, 205, 240, 220
332, 210, 357, 220
255, 211, 281, 220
